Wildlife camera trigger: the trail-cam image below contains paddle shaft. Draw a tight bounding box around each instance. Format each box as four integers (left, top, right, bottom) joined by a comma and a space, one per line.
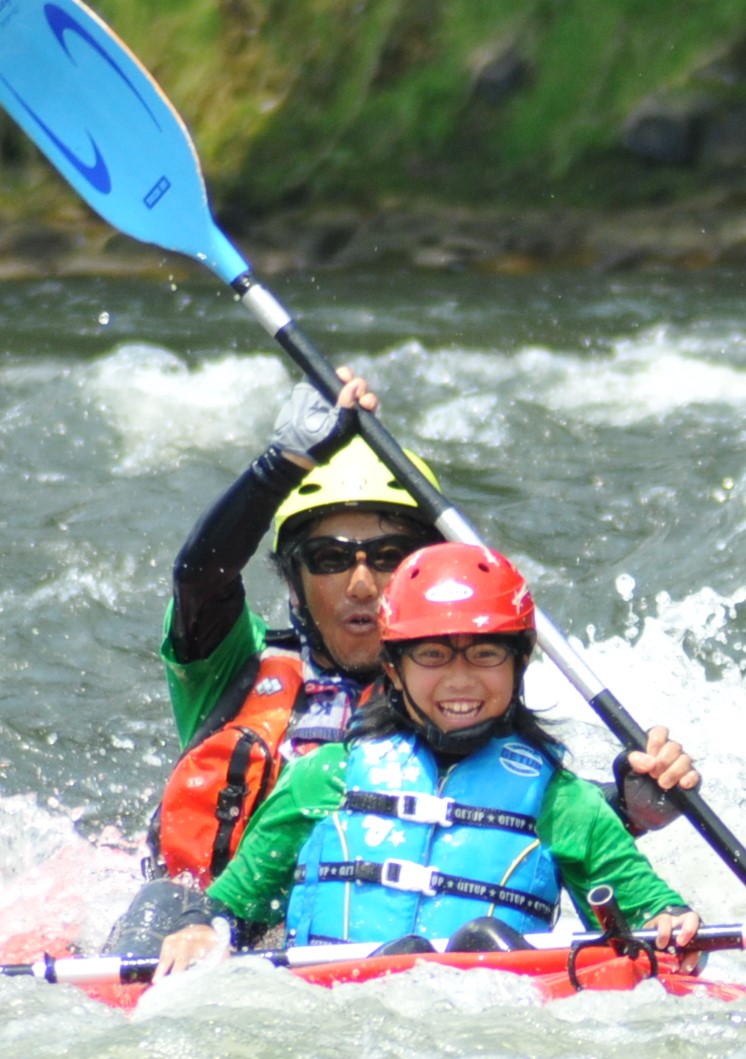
235, 272, 746, 885
3, 924, 744, 986
1, 1, 745, 887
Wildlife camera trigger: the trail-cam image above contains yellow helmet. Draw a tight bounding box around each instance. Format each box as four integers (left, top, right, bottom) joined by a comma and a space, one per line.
273, 435, 440, 552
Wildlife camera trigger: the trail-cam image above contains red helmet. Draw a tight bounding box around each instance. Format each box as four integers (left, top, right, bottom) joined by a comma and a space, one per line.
379, 542, 535, 643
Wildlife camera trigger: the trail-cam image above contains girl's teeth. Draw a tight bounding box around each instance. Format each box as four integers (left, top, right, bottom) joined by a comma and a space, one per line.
440, 702, 480, 715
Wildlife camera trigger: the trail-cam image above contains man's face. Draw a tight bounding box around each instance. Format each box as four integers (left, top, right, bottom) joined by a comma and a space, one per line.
292, 510, 421, 676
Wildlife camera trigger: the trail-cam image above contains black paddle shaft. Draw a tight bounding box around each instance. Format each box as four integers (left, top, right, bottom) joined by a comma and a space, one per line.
232, 274, 484, 541
232, 272, 746, 890
590, 688, 746, 884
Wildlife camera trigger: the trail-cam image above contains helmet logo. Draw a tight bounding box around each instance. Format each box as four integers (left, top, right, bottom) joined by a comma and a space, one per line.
424, 579, 474, 603
513, 582, 530, 610
330, 470, 370, 497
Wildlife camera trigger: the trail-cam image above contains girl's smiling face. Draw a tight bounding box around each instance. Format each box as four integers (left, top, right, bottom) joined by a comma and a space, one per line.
384, 634, 518, 734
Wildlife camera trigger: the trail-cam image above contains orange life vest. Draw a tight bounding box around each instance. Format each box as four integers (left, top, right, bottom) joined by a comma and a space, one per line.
155, 650, 304, 887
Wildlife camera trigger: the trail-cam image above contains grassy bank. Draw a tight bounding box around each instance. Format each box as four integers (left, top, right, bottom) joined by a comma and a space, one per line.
1, 1, 746, 234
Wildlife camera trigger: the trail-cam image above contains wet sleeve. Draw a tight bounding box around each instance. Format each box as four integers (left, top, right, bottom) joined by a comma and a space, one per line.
161, 601, 268, 749
207, 743, 348, 923
170, 446, 306, 663
537, 770, 689, 930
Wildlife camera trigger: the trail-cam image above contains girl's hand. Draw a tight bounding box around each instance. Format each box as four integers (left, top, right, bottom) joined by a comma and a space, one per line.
627, 725, 700, 791
643, 908, 702, 974
152, 924, 221, 982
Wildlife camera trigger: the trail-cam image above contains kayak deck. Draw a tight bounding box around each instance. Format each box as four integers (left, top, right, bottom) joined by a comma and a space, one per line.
2, 936, 745, 1007
290, 946, 746, 1003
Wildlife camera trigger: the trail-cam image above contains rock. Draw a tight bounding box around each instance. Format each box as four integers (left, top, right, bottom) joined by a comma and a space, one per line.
4, 191, 746, 279
622, 95, 714, 165
471, 46, 530, 105
699, 105, 746, 167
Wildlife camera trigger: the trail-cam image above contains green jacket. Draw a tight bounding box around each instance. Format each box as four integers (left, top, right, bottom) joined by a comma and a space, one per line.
161, 600, 268, 749
207, 740, 688, 933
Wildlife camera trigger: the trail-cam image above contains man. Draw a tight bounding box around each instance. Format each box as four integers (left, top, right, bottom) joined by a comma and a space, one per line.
104, 369, 698, 956
148, 369, 442, 886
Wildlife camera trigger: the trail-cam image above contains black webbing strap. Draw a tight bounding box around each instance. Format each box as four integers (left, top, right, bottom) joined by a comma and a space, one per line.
211, 728, 272, 879
343, 790, 537, 834
294, 858, 555, 924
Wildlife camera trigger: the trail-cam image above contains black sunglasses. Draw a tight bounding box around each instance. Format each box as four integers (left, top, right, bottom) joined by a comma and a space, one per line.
294, 534, 420, 575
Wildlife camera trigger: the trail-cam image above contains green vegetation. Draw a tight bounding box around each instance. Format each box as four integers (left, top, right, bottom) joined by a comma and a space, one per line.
2, 0, 746, 226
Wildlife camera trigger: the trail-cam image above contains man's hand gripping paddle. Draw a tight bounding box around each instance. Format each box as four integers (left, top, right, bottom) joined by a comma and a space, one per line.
2, 0, 745, 884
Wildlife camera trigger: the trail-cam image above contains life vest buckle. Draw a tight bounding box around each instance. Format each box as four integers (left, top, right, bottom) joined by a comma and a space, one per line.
396, 792, 454, 827
215, 785, 246, 822
381, 858, 438, 897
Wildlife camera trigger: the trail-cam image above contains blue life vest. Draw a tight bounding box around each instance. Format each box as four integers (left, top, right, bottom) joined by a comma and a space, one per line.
286, 732, 561, 945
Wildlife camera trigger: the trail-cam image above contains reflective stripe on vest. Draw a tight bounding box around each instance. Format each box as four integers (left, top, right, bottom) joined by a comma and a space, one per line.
287, 733, 561, 944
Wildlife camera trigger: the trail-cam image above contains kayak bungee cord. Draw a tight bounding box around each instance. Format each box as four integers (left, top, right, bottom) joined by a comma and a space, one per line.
0, 0, 744, 885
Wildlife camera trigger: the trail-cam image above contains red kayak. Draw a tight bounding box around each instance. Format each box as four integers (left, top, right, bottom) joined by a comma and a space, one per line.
291, 945, 746, 1002
2, 937, 745, 1009
2, 851, 745, 1009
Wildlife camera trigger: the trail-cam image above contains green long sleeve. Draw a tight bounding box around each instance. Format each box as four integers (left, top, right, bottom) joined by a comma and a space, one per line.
208, 745, 688, 933
537, 769, 687, 928
207, 742, 348, 921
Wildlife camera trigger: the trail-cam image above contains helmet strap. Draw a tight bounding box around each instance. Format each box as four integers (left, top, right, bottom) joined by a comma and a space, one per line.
287, 567, 326, 657
388, 664, 518, 757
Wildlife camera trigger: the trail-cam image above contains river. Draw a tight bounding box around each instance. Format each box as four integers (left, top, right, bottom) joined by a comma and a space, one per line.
1, 261, 746, 1056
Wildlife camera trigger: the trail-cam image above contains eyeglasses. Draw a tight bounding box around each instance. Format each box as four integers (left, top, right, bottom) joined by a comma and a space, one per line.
401, 639, 517, 669
294, 535, 419, 575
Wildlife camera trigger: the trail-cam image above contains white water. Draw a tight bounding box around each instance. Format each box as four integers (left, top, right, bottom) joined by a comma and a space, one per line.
2, 269, 746, 1055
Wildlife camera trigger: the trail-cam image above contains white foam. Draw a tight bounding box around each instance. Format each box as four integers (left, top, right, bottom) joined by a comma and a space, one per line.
541, 335, 746, 425
85, 344, 290, 473
525, 576, 746, 924
0, 796, 142, 955
384, 330, 746, 443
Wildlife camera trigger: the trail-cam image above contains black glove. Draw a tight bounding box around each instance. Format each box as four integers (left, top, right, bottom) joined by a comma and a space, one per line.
269, 379, 358, 465
611, 750, 693, 835
101, 879, 222, 959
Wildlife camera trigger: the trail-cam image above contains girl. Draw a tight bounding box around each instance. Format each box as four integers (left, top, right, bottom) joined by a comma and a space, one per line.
155, 543, 699, 976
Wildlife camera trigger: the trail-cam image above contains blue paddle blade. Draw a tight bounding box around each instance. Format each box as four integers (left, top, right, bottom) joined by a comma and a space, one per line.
0, 0, 248, 284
